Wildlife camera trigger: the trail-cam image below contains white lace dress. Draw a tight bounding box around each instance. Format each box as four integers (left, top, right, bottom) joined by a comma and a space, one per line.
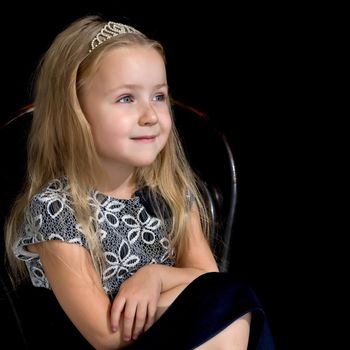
13, 178, 175, 297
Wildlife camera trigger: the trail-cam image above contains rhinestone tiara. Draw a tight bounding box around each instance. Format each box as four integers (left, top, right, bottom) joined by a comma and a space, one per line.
89, 21, 141, 53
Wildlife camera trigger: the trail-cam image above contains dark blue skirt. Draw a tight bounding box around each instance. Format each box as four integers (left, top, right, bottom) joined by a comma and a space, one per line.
128, 272, 275, 349
7, 272, 275, 349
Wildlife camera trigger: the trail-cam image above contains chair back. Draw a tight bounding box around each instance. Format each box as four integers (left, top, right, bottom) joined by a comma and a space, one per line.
172, 101, 237, 272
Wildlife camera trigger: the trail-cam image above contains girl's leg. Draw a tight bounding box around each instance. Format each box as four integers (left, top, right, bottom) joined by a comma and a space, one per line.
195, 312, 251, 350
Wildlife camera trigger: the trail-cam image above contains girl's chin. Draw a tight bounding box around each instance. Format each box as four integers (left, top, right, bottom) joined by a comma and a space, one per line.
133, 158, 158, 167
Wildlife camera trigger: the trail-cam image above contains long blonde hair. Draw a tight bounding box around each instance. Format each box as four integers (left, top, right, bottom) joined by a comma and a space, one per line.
5, 15, 210, 284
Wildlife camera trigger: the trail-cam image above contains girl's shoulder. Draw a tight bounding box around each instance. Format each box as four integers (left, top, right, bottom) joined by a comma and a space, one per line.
31, 177, 71, 201
29, 177, 74, 218
36, 177, 70, 197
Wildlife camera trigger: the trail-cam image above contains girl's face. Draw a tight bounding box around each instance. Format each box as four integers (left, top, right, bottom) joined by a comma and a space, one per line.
79, 45, 172, 172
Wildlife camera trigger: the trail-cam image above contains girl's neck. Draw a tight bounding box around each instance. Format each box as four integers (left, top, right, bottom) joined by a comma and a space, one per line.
101, 182, 136, 199
95, 165, 137, 199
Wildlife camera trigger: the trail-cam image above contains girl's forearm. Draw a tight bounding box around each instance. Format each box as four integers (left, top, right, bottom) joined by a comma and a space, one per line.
156, 283, 188, 320
146, 264, 218, 293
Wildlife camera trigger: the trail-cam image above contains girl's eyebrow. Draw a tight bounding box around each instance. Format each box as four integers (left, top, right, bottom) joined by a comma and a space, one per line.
154, 83, 168, 89
107, 83, 168, 94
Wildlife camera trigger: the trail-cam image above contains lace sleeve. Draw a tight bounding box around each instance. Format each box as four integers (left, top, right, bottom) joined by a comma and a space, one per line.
13, 185, 87, 262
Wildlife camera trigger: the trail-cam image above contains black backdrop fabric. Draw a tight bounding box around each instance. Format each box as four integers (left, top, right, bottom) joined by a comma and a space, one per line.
1, 4, 325, 349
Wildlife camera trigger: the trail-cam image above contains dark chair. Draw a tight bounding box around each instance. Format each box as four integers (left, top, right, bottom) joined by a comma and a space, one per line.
171, 100, 237, 272
0, 100, 238, 348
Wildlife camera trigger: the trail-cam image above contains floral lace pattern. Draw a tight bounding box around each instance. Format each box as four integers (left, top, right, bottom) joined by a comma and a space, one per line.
13, 178, 175, 297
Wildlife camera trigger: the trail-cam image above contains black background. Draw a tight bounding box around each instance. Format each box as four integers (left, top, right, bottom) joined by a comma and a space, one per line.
1, 3, 329, 349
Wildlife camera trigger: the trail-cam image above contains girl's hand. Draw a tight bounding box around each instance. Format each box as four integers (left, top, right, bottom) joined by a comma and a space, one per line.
110, 265, 162, 341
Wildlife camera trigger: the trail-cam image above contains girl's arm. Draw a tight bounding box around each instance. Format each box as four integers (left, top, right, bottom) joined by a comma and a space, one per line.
28, 202, 218, 348
111, 203, 219, 336
28, 241, 130, 350
135, 202, 220, 292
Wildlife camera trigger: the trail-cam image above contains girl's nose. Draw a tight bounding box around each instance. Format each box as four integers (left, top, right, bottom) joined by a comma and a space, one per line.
139, 103, 159, 126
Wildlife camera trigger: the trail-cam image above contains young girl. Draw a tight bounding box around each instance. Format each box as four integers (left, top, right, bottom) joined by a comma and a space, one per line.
5, 16, 274, 349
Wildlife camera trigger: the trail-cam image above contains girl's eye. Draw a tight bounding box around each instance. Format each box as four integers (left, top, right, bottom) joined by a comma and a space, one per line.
117, 95, 134, 103
153, 94, 166, 102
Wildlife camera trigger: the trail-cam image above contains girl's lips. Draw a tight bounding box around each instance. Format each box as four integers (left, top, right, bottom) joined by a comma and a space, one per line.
131, 135, 157, 142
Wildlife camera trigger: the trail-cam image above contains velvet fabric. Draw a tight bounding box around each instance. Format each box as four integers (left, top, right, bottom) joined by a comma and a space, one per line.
128, 272, 276, 349
7, 272, 275, 349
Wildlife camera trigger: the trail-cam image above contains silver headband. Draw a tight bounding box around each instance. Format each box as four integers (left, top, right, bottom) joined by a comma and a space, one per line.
89, 21, 141, 53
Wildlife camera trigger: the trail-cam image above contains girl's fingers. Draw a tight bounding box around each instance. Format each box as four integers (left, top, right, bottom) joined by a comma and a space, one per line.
144, 302, 157, 332
132, 303, 148, 340
110, 296, 126, 332
123, 301, 137, 341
